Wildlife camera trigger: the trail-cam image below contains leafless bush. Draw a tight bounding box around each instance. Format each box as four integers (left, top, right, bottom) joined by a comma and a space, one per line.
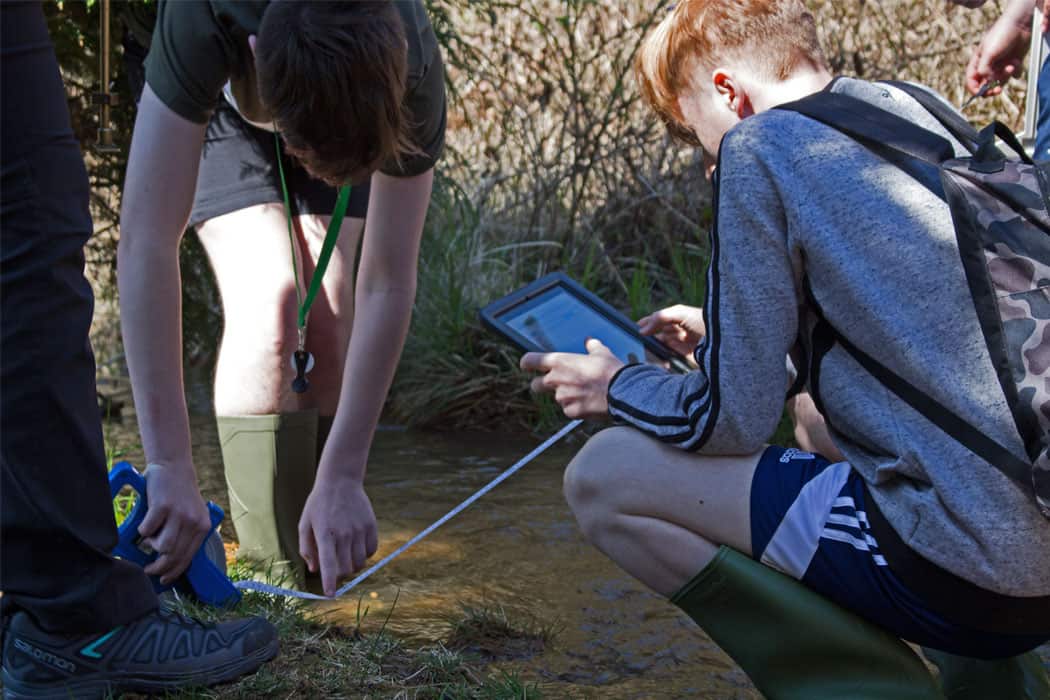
62, 0, 1034, 427
811, 0, 1022, 128
391, 0, 1030, 428
438, 0, 711, 302
433, 0, 1022, 306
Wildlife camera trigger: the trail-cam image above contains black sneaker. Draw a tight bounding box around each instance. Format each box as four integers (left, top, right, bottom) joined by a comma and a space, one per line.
1, 606, 278, 699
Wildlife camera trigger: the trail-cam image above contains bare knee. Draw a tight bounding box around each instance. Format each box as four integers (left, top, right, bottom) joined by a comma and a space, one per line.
223, 282, 298, 359
212, 282, 299, 414
564, 427, 645, 540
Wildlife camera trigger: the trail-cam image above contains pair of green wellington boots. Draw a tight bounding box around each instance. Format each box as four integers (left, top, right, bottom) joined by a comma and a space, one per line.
672, 547, 1049, 699
217, 409, 333, 588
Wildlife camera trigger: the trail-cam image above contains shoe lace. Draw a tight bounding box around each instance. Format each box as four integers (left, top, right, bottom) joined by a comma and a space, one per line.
158, 606, 213, 632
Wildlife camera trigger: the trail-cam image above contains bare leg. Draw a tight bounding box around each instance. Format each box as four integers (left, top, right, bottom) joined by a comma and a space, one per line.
563, 426, 762, 597
195, 204, 364, 415
197, 204, 364, 583
565, 427, 949, 699
290, 212, 364, 415
786, 391, 846, 461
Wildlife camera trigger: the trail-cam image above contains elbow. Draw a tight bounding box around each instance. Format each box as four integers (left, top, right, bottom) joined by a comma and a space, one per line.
116, 225, 151, 279
116, 228, 133, 266
117, 218, 181, 270
358, 268, 418, 301
359, 282, 417, 308
116, 226, 137, 279
693, 408, 779, 455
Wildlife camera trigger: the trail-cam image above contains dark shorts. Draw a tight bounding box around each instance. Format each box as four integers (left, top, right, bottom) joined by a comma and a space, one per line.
750, 446, 1048, 659
189, 102, 371, 227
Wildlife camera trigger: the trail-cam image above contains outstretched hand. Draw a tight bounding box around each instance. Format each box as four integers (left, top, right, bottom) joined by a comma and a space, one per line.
637, 304, 705, 366
299, 475, 379, 596
965, 1, 1035, 97
519, 338, 625, 419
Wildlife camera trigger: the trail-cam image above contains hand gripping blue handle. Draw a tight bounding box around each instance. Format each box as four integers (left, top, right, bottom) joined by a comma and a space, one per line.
109, 461, 241, 607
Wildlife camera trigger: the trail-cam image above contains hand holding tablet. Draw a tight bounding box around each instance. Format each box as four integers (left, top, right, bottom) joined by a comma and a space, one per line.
481, 273, 693, 418
518, 338, 624, 419
480, 272, 691, 370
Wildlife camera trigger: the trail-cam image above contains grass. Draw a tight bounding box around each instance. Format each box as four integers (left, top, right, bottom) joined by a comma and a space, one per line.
444, 604, 558, 662
387, 171, 713, 435
113, 588, 546, 699
98, 421, 555, 698
104, 422, 140, 527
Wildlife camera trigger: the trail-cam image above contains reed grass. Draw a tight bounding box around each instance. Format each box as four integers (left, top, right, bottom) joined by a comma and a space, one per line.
59, 0, 1031, 432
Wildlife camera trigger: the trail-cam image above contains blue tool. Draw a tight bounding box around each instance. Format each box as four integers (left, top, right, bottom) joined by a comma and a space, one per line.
108, 461, 241, 607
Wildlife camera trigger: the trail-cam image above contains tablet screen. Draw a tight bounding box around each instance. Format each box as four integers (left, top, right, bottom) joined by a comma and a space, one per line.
500, 285, 648, 364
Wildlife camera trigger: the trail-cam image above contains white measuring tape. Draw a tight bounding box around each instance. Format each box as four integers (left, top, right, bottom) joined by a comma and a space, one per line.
233, 419, 584, 601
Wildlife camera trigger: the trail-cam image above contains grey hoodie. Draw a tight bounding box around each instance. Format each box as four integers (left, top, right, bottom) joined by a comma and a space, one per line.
607, 77, 1050, 598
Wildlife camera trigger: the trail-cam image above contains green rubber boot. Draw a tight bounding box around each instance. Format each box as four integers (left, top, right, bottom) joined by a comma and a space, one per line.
922, 648, 1050, 699
317, 415, 335, 462
671, 546, 944, 700
217, 409, 318, 587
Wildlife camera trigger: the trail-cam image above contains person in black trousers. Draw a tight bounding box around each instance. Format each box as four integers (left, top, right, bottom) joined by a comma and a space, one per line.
0, 3, 277, 697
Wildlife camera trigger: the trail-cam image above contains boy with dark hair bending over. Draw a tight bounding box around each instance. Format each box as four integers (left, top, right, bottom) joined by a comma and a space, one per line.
521, 1, 1050, 695
119, 1, 445, 596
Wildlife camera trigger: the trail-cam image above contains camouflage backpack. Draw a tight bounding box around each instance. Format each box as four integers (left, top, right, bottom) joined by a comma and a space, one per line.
777, 84, 1050, 519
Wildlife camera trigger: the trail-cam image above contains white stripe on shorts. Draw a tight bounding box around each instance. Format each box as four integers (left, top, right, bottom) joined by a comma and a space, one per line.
759, 461, 852, 579
825, 512, 860, 528
820, 528, 889, 566
832, 497, 870, 527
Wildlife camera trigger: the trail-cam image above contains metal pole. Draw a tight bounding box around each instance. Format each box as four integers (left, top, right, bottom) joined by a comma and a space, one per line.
94, 0, 120, 153
1023, 6, 1045, 153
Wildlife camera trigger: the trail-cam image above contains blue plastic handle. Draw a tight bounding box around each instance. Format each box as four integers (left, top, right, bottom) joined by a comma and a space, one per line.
109, 462, 241, 607
110, 461, 153, 570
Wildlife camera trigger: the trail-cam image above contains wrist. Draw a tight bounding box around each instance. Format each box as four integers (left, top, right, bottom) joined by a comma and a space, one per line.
316, 445, 368, 485
1001, 2, 1036, 31
145, 457, 195, 475
316, 468, 367, 490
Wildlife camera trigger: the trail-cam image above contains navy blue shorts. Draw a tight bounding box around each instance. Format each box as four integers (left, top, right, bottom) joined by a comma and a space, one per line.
750, 446, 1047, 658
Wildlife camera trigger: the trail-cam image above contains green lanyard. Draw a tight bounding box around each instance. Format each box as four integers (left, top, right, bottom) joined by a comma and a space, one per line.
274, 131, 351, 393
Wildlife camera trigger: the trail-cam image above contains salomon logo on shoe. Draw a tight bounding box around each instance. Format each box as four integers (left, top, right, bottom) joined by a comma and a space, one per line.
12, 639, 76, 674
779, 448, 815, 463
2, 608, 277, 698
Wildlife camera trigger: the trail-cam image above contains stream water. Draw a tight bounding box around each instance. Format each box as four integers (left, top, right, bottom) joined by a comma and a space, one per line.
105, 412, 1050, 698
107, 414, 756, 698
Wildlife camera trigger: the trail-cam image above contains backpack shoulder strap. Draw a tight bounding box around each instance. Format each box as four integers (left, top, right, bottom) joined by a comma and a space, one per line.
775, 91, 956, 166
879, 80, 981, 154
802, 281, 1035, 492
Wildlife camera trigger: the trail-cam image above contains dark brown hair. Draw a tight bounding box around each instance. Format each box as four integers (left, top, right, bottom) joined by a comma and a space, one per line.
256, 1, 417, 185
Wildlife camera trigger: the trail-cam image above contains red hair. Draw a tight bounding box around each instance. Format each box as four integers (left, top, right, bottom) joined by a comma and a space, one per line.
636, 0, 827, 145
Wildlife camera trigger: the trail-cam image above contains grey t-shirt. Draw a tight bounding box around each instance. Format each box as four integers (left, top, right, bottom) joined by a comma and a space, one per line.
607, 77, 1050, 598
144, 0, 445, 177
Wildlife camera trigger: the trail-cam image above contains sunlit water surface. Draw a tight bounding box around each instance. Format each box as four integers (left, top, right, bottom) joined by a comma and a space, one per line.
106, 413, 1049, 698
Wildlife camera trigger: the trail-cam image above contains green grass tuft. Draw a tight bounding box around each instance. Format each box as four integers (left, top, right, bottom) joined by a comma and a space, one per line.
114, 575, 549, 699
444, 604, 557, 662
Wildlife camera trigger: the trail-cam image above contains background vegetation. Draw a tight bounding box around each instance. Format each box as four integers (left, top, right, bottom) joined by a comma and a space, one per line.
52, 0, 1023, 430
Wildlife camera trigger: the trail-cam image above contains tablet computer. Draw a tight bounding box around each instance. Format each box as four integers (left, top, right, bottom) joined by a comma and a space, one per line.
480, 272, 691, 372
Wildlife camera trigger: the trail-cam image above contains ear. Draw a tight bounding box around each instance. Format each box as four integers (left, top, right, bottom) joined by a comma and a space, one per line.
712, 68, 754, 119
248, 34, 257, 57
